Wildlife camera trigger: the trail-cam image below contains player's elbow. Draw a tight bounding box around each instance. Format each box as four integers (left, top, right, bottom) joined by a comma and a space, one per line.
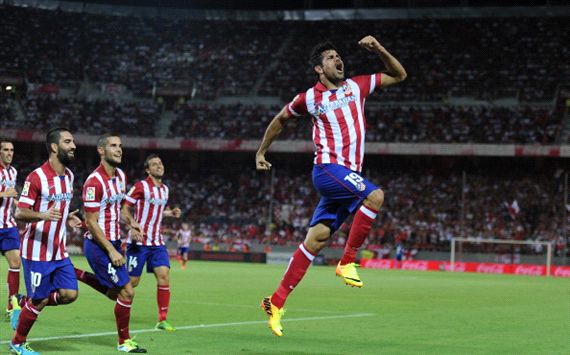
14, 208, 23, 221
395, 69, 407, 82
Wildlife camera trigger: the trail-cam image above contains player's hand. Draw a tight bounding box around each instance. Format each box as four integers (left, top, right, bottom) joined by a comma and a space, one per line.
256, 153, 272, 171
171, 207, 182, 218
109, 249, 125, 267
66, 209, 83, 230
358, 35, 384, 53
130, 222, 144, 242
3, 188, 18, 198
42, 205, 62, 221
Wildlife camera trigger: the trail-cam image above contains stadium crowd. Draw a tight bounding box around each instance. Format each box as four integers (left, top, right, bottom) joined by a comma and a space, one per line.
169, 103, 562, 144
0, 6, 566, 102
140, 166, 567, 257
9, 155, 563, 257
3, 98, 561, 144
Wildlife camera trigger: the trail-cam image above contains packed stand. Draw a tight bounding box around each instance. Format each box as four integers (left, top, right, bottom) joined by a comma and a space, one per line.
0, 6, 567, 102
168, 103, 561, 144
9, 151, 567, 257
0, 6, 287, 98
259, 18, 568, 103
0, 98, 17, 128
20, 95, 160, 137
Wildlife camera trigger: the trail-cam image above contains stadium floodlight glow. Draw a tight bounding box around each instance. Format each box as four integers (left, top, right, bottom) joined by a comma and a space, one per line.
450, 237, 554, 276
5, 85, 13, 91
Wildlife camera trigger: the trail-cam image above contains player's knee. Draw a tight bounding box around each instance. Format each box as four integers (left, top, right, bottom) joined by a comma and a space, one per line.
6, 252, 21, 268
157, 274, 169, 285
130, 278, 140, 288
8, 259, 20, 269
59, 290, 78, 304
122, 286, 135, 301
364, 189, 384, 210
304, 236, 328, 253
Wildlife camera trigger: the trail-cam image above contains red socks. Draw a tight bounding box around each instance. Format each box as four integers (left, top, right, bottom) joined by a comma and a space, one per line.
46, 291, 59, 306
115, 298, 132, 345
157, 285, 170, 322
340, 205, 378, 265
74, 267, 109, 296
271, 243, 316, 309
7, 268, 19, 310
12, 301, 40, 345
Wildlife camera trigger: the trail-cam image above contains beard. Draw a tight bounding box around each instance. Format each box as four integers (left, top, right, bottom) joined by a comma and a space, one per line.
57, 149, 75, 166
104, 155, 121, 168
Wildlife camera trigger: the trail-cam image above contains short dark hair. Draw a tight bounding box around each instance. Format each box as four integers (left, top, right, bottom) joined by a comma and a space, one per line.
97, 133, 120, 148
45, 127, 69, 154
144, 154, 160, 169
309, 42, 339, 69
0, 137, 12, 146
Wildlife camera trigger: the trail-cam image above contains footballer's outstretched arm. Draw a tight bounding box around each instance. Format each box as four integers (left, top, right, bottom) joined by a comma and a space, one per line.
358, 35, 407, 87
255, 107, 293, 171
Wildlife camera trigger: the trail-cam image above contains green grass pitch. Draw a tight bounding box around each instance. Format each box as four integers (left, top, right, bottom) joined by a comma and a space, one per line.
1, 257, 568, 354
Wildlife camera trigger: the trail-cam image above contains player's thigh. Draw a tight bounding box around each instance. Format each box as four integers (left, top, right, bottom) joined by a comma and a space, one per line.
84, 238, 130, 289
52, 258, 79, 298
147, 246, 170, 273
21, 259, 57, 300
126, 243, 149, 277
310, 197, 353, 235
1, 227, 21, 266
312, 164, 377, 201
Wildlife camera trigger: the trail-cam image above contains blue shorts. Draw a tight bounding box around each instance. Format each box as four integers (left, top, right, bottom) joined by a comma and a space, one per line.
0, 227, 20, 253
178, 247, 189, 255
21, 257, 78, 300
84, 239, 130, 289
310, 164, 379, 233
126, 244, 170, 277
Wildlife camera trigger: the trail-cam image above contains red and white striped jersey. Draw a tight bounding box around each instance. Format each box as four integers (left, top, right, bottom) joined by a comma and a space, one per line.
123, 176, 169, 246
17, 162, 74, 261
0, 165, 17, 229
286, 74, 382, 173
82, 164, 127, 242
176, 229, 191, 248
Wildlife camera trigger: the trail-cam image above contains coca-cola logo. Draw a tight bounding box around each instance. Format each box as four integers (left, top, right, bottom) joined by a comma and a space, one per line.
476, 264, 506, 274
401, 261, 428, 271
444, 262, 467, 272
363, 259, 393, 269
553, 267, 570, 277
514, 265, 544, 276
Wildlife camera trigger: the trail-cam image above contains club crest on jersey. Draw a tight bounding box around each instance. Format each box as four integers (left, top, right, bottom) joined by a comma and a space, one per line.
342, 84, 352, 96
86, 187, 96, 201
22, 181, 30, 196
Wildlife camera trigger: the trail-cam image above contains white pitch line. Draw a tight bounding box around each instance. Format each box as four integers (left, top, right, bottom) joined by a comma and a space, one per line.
0, 313, 374, 345
186, 301, 345, 314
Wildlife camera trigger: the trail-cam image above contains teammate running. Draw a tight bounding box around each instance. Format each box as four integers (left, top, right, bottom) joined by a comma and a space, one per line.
77, 134, 147, 353
175, 223, 192, 270
8, 128, 82, 355
0, 138, 21, 329
122, 154, 181, 331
